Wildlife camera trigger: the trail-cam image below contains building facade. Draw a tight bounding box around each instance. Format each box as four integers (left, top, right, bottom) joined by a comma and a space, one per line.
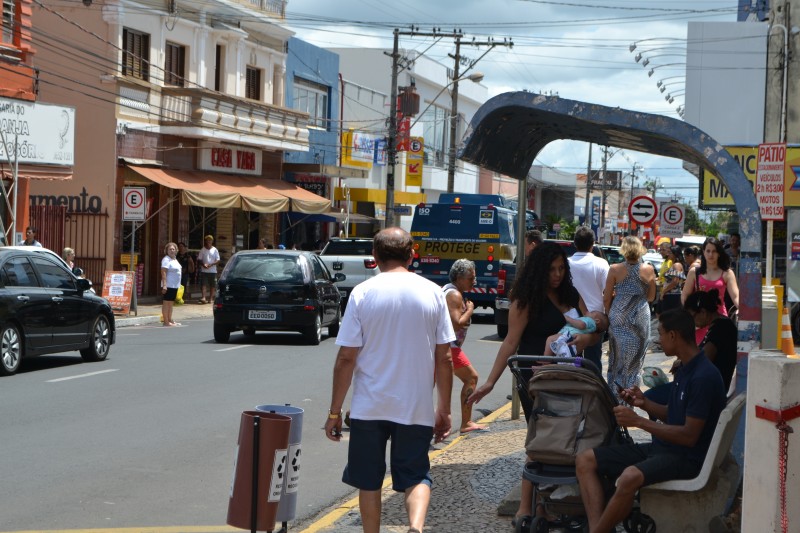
31, 0, 325, 296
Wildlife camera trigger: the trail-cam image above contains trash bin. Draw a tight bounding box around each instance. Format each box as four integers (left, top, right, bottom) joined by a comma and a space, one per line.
256, 404, 304, 523
227, 411, 291, 532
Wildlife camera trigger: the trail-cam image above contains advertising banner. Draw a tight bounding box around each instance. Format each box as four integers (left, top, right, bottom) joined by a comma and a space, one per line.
0, 98, 76, 166
756, 142, 786, 221
102, 271, 134, 315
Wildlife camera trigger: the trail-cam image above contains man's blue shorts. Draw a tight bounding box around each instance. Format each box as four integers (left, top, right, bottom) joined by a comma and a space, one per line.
593, 443, 702, 487
342, 419, 433, 492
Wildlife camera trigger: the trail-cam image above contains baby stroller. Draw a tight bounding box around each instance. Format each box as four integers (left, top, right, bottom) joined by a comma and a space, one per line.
508, 355, 640, 533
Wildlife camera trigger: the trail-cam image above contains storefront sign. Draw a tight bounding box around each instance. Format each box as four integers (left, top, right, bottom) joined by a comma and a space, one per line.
756, 142, 786, 221
198, 141, 262, 176
291, 173, 327, 198
374, 139, 387, 166
0, 97, 75, 166
700, 145, 800, 209
341, 130, 373, 169
29, 186, 104, 213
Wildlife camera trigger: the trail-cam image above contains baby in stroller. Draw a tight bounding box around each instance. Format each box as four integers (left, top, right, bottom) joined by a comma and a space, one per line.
544, 310, 609, 358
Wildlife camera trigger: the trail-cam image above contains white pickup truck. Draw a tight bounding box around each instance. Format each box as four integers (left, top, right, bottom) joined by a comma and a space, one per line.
319, 238, 379, 309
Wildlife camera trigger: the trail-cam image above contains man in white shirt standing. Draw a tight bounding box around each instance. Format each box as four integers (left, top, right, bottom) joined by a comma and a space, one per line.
197, 235, 220, 304
324, 227, 455, 533
569, 226, 609, 371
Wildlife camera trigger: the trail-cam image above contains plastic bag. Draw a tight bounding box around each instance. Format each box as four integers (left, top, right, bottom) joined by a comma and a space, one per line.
175, 284, 185, 305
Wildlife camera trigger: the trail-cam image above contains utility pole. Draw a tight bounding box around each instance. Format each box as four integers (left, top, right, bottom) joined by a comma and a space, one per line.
385, 28, 511, 221
385, 29, 400, 228
446, 36, 512, 193
599, 146, 609, 241
446, 35, 462, 193
583, 143, 592, 227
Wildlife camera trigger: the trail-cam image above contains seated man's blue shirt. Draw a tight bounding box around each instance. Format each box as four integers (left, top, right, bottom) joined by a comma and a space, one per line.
654, 351, 726, 464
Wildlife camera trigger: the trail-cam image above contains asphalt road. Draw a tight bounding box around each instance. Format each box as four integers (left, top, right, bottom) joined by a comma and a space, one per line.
0, 311, 510, 532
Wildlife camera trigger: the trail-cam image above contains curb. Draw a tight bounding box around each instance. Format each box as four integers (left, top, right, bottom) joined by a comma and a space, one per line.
115, 315, 162, 328
296, 401, 514, 533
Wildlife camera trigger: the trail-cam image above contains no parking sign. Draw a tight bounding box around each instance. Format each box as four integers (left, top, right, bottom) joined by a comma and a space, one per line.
122, 187, 146, 221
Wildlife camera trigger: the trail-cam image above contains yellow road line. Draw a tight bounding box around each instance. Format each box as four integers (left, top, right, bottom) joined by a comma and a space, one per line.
3, 526, 242, 533
3, 403, 514, 533
297, 401, 512, 533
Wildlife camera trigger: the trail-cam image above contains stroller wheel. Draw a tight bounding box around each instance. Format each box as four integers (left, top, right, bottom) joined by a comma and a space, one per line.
623, 511, 656, 533
530, 516, 549, 533
514, 515, 533, 533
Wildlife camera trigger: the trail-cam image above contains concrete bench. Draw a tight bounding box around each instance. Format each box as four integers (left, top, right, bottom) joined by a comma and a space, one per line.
638, 392, 746, 533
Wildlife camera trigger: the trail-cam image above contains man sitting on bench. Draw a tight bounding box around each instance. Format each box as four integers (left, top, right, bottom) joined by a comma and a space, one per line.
575, 308, 726, 533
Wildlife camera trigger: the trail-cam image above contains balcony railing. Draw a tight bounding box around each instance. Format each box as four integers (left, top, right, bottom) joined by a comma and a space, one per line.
159, 86, 309, 150
229, 0, 286, 18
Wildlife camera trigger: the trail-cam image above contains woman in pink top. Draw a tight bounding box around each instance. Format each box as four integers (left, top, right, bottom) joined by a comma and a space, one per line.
681, 237, 739, 344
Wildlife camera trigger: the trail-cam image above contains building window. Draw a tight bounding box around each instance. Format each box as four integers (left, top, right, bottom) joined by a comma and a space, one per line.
420, 104, 450, 169
164, 42, 185, 86
2, 0, 15, 45
292, 78, 329, 130
245, 66, 261, 101
122, 28, 150, 81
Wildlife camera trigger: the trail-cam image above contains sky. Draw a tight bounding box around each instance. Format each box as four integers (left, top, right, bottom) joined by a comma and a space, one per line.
283, 0, 744, 210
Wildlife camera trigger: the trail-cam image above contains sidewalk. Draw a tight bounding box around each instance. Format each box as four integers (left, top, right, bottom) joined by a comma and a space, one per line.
114, 295, 215, 327
297, 346, 674, 533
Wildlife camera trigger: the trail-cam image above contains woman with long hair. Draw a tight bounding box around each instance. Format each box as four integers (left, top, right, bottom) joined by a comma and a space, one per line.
681, 237, 739, 344
468, 241, 605, 525
604, 236, 657, 391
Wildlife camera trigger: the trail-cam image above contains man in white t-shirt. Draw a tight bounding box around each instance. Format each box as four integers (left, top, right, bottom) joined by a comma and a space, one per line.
324, 227, 455, 533
568, 226, 609, 371
197, 235, 220, 303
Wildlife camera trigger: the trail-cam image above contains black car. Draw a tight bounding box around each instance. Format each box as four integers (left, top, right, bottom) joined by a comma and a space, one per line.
212, 250, 345, 345
0, 246, 116, 376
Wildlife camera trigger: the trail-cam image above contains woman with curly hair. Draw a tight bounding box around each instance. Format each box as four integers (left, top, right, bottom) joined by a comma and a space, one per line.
604, 236, 657, 392
468, 241, 605, 526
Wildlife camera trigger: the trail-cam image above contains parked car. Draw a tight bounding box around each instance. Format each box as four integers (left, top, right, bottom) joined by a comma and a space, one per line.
318, 238, 378, 309
0, 246, 116, 376
212, 250, 345, 345
600, 245, 624, 264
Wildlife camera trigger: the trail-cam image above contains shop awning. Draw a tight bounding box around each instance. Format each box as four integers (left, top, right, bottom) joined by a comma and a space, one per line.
1, 165, 73, 180
287, 209, 377, 224
126, 165, 330, 214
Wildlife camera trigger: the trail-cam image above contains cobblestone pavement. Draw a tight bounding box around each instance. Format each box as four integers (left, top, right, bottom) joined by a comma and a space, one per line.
297, 340, 674, 533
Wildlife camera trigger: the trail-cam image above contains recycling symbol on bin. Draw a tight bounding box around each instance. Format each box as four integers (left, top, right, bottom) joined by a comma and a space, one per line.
276, 454, 286, 479
292, 448, 301, 473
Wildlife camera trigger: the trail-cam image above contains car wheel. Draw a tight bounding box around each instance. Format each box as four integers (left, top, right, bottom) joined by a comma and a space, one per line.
242, 327, 256, 337
328, 308, 341, 338
304, 314, 322, 345
80, 315, 111, 362
497, 324, 508, 338
214, 322, 231, 343
0, 323, 22, 376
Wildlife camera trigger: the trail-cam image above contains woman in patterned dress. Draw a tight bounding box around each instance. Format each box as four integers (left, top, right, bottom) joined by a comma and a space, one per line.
604, 236, 657, 393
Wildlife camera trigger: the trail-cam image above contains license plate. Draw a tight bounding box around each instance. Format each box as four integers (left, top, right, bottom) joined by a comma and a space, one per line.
248, 310, 277, 320
339, 289, 347, 298
332, 261, 343, 270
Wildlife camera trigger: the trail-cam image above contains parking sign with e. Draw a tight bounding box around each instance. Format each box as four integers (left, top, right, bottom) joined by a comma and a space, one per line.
122, 187, 146, 221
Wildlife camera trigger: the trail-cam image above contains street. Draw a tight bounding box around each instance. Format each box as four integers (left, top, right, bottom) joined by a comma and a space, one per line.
0, 312, 510, 532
